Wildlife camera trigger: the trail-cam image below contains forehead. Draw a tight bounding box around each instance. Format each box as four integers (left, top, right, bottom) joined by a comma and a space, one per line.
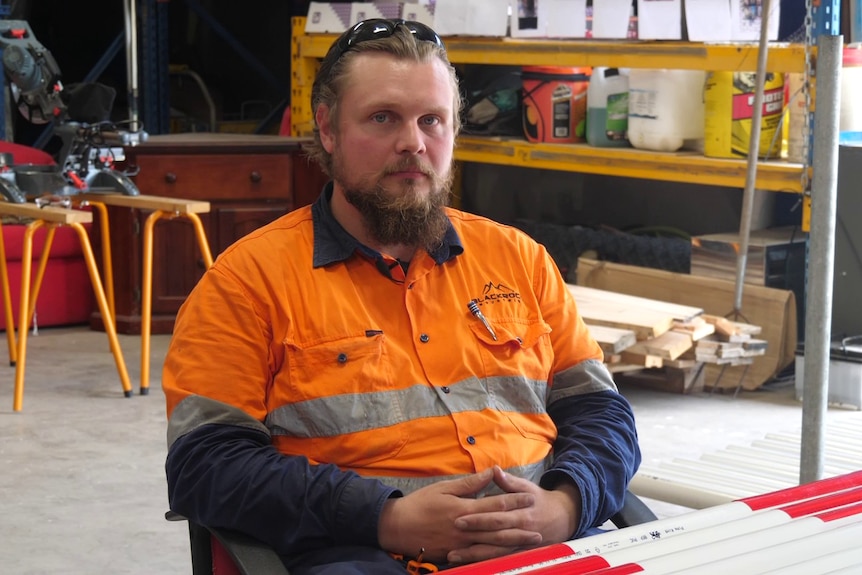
339, 52, 455, 111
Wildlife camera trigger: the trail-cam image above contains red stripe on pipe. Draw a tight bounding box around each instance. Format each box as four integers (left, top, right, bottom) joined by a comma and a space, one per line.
782, 486, 862, 518
529, 560, 644, 575
816, 501, 862, 522
742, 470, 862, 510
508, 555, 611, 575
443, 544, 575, 575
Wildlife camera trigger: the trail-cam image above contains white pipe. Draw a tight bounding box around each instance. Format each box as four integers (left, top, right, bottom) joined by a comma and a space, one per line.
757, 547, 862, 575
446, 472, 862, 575
123, 0, 140, 131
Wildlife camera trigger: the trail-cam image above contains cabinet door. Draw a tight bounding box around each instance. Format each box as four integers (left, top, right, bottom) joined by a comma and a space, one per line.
215, 201, 292, 253
150, 212, 215, 316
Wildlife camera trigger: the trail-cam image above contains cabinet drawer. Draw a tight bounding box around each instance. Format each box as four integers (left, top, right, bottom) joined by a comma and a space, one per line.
130, 153, 293, 201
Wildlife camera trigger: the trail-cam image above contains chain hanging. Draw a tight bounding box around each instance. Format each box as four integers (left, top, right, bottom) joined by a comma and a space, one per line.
801, 0, 814, 195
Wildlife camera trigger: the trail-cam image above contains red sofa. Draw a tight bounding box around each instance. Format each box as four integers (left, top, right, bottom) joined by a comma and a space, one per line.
0, 222, 95, 330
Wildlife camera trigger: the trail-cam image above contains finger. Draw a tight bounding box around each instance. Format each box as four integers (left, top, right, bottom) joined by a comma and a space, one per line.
442, 467, 495, 497
461, 491, 536, 520
492, 466, 538, 493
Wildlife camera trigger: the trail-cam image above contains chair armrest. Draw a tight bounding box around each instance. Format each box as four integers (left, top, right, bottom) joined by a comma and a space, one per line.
610, 489, 659, 528
166, 511, 291, 575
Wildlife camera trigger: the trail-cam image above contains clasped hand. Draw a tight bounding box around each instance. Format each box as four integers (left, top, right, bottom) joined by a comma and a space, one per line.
377, 466, 579, 565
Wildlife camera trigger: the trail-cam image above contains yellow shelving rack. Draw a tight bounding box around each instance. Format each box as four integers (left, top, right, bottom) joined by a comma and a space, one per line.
290, 17, 808, 195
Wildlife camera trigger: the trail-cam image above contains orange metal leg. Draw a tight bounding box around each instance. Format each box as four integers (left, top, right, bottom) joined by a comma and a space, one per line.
70, 222, 132, 398
0, 221, 17, 366
26, 226, 56, 328
13, 221, 43, 412
139, 211, 213, 395
87, 201, 115, 326
139, 211, 160, 396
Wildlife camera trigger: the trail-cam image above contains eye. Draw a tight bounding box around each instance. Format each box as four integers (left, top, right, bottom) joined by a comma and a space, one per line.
421, 116, 440, 126
371, 113, 389, 123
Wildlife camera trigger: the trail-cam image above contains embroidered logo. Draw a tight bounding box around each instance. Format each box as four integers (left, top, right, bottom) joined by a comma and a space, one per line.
474, 281, 522, 306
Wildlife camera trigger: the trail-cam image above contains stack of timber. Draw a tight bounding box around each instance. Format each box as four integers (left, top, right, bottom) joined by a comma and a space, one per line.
567, 285, 767, 394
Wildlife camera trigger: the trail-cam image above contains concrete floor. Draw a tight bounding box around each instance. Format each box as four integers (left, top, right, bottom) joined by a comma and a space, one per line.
1, 325, 859, 574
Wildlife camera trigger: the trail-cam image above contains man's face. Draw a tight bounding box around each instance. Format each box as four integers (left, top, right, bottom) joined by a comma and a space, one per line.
318, 52, 457, 250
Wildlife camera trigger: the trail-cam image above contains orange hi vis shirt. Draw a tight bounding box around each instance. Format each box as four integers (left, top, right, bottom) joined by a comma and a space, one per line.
164, 203, 609, 494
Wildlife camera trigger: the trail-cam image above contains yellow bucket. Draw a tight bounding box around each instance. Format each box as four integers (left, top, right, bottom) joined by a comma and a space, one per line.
704, 71, 785, 159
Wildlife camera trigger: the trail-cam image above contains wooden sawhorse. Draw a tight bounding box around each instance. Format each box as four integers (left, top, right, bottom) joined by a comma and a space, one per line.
80, 194, 213, 395
0, 202, 133, 411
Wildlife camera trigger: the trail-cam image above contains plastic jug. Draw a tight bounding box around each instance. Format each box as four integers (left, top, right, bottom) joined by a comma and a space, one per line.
586, 67, 630, 147
627, 69, 707, 152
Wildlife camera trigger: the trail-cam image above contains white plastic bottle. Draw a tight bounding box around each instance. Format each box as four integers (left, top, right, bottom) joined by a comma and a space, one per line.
627, 69, 707, 152
586, 67, 630, 147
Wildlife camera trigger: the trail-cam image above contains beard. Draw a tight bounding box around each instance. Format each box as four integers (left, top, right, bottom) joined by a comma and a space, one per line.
336, 155, 454, 253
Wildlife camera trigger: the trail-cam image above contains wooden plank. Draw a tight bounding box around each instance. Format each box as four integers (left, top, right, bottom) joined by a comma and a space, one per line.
576, 258, 796, 391
0, 203, 92, 224
569, 284, 703, 322
567, 285, 676, 340
673, 317, 716, 341
586, 324, 637, 355
619, 350, 664, 368
80, 193, 211, 214
641, 330, 694, 361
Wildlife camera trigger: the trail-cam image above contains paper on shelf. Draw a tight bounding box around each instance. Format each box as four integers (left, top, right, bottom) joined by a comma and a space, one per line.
637, 0, 682, 40
685, 0, 732, 42
592, 0, 633, 39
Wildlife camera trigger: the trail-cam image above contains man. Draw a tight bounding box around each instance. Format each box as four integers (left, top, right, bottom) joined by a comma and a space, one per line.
164, 19, 641, 574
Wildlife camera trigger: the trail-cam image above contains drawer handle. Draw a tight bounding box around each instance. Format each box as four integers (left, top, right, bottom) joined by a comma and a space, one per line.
164, 172, 177, 184
249, 171, 262, 183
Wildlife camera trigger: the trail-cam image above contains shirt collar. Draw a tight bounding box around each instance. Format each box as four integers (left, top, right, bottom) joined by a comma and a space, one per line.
311, 182, 464, 268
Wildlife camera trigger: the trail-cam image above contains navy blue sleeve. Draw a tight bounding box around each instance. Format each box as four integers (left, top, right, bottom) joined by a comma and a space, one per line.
165, 423, 400, 557
540, 390, 641, 537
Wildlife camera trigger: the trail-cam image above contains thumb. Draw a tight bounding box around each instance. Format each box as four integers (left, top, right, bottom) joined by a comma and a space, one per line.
443, 468, 495, 497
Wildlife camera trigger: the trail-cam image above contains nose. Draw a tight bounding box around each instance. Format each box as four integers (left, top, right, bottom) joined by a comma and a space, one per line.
395, 121, 426, 156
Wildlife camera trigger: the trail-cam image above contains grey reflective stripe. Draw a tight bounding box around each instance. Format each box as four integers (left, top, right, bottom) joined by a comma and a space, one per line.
363, 460, 548, 495
167, 395, 270, 448
266, 375, 549, 438
548, 359, 618, 404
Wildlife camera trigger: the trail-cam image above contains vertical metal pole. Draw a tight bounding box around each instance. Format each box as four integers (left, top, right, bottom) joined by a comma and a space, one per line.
800, 34, 842, 485
733, 0, 773, 316
124, 0, 140, 132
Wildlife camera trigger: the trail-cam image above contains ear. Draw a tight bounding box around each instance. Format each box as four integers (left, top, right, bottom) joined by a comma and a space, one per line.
316, 103, 336, 154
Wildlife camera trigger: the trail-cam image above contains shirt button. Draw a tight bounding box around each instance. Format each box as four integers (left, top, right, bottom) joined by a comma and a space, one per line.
441, 386, 450, 394
337, 353, 348, 364
466, 436, 476, 445
419, 334, 430, 343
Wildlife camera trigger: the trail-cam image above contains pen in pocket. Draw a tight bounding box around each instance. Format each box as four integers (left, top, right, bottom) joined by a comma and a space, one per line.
467, 300, 497, 341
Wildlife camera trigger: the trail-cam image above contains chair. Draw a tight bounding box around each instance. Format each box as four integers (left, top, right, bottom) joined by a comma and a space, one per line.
167, 490, 657, 575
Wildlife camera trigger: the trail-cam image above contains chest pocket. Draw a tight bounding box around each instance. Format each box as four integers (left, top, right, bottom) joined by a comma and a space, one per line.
469, 318, 553, 376
469, 318, 555, 441
281, 333, 408, 465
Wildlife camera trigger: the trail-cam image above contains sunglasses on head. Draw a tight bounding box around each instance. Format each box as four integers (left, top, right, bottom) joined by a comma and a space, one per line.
331, 19, 445, 62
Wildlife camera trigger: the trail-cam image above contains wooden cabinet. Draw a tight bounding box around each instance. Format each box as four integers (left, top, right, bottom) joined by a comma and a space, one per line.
91, 133, 328, 334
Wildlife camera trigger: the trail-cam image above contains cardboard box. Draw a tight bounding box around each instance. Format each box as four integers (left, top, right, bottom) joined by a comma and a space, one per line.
350, 2, 403, 25
305, 2, 354, 34
511, 0, 588, 39
576, 258, 797, 391
685, 0, 780, 42
401, 1, 436, 27
434, 0, 508, 36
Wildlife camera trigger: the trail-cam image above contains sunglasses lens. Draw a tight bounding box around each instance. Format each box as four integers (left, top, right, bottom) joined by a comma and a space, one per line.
338, 19, 444, 60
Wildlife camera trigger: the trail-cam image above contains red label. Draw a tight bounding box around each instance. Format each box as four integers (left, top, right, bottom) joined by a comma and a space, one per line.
731, 87, 785, 120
